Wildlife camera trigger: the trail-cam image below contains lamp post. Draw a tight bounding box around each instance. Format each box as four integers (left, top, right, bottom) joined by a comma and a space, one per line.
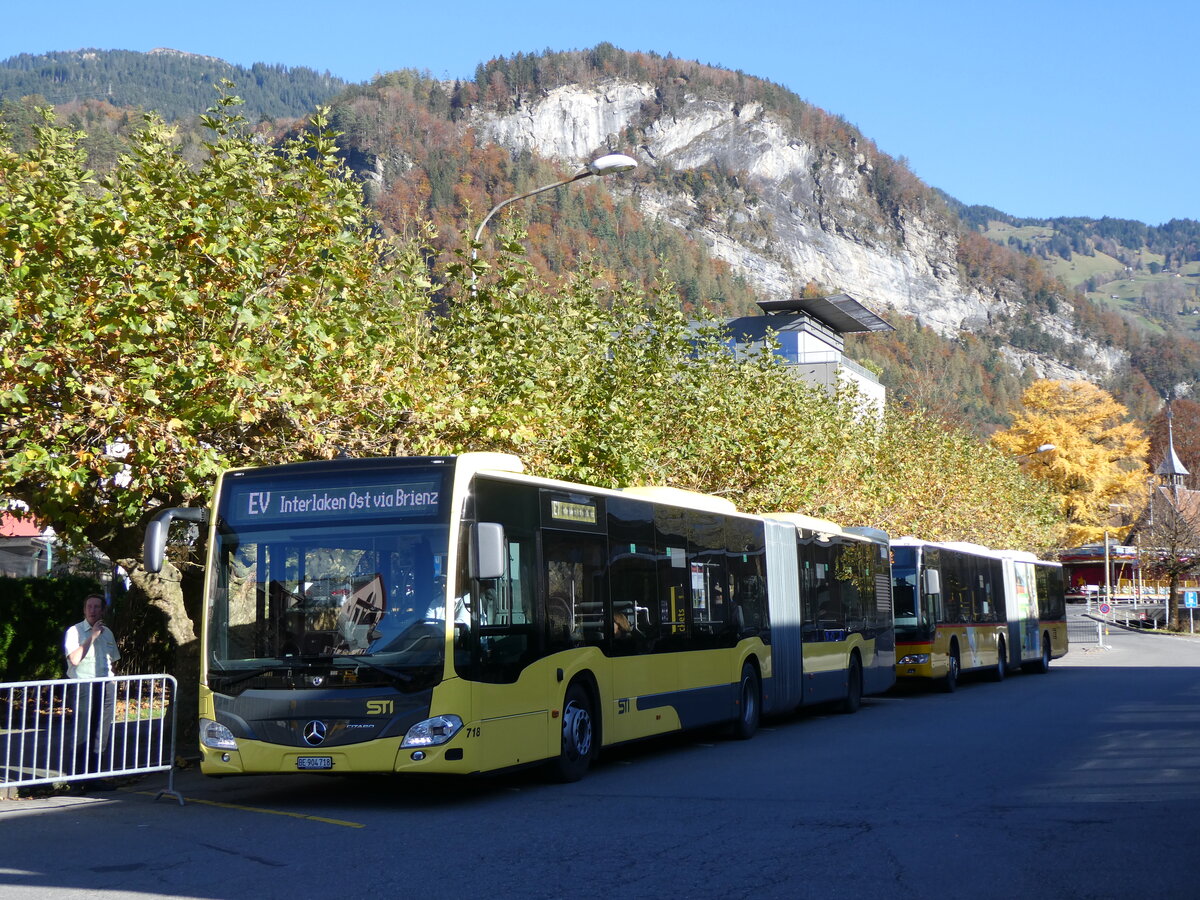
471, 153, 638, 262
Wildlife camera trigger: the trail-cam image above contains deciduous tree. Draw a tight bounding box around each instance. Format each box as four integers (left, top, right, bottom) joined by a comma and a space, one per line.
1, 95, 431, 722
422, 243, 1061, 552
992, 380, 1149, 545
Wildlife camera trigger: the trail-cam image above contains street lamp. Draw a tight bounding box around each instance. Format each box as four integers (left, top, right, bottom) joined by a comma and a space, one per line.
1015, 443, 1056, 468
471, 153, 638, 258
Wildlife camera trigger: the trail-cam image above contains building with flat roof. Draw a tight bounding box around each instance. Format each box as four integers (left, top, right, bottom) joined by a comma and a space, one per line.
719, 294, 893, 412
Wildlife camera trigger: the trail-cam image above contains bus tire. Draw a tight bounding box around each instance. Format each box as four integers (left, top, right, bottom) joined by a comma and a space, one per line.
732, 662, 761, 740
941, 644, 960, 693
840, 654, 863, 714
991, 639, 1007, 682
1025, 634, 1051, 674
551, 681, 596, 783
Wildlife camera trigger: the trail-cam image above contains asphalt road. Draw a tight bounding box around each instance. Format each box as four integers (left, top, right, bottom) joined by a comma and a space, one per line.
3, 621, 1199, 900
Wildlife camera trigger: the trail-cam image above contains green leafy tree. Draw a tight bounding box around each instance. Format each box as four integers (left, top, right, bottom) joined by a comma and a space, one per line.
1, 94, 430, 720
418, 237, 1060, 552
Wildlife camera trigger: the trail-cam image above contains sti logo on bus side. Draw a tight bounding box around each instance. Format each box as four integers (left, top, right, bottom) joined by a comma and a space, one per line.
366, 700, 395, 715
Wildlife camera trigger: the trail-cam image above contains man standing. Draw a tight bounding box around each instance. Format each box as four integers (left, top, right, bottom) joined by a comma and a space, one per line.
63, 593, 120, 778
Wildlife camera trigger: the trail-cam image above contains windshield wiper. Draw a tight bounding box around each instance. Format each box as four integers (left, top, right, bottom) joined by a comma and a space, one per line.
207, 664, 282, 689
331, 655, 414, 684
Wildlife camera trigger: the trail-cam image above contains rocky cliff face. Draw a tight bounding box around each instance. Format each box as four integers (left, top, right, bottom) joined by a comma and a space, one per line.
475, 80, 1119, 381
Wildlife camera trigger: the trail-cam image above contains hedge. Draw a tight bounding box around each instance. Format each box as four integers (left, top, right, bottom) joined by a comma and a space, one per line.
0, 576, 103, 682
0, 576, 174, 682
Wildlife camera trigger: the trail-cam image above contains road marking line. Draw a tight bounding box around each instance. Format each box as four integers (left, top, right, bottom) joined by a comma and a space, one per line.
129, 791, 365, 828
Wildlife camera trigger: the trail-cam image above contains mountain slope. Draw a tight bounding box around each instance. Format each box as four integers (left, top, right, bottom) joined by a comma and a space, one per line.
458, 51, 1125, 381
5, 44, 1192, 428
947, 200, 1200, 399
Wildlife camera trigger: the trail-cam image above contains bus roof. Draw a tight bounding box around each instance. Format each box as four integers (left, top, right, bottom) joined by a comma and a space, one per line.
621, 486, 738, 514
762, 512, 882, 543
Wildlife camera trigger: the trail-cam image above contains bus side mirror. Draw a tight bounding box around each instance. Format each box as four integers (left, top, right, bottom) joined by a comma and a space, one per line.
470, 523, 505, 581
924, 569, 941, 596
144, 507, 209, 573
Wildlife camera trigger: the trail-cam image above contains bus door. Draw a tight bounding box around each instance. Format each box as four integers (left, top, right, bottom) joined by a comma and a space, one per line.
607, 497, 678, 743
465, 521, 549, 770
798, 534, 846, 704
1008, 560, 1040, 662
677, 510, 732, 697
540, 526, 612, 756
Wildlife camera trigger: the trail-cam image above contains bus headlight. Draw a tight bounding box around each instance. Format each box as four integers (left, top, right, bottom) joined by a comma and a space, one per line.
200, 717, 238, 751
402, 715, 463, 748
897, 653, 930, 665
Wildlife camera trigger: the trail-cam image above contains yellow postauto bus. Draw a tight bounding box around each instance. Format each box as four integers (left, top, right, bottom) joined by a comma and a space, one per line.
891, 538, 1068, 691
144, 453, 895, 780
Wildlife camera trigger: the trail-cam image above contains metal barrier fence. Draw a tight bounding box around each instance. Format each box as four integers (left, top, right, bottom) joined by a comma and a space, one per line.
1068, 618, 1106, 647
1, 674, 183, 804
1065, 619, 1108, 648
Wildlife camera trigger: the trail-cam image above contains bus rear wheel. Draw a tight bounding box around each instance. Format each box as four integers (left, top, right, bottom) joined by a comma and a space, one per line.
991, 640, 1007, 682
732, 662, 761, 740
941, 646, 960, 693
840, 655, 863, 714
1025, 635, 1051, 674
551, 682, 596, 782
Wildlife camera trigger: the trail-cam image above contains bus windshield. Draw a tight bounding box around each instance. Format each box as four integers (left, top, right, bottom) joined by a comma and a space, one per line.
891, 546, 922, 635
206, 463, 452, 690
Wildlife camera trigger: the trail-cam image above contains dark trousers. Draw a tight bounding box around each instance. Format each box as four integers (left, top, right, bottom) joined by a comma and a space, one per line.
70, 680, 107, 776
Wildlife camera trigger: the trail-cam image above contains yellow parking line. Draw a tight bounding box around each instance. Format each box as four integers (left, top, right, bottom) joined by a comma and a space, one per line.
130, 791, 365, 828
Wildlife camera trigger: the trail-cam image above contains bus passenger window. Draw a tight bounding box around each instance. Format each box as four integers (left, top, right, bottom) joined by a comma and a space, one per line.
727, 518, 768, 637
543, 532, 607, 652
607, 495, 658, 656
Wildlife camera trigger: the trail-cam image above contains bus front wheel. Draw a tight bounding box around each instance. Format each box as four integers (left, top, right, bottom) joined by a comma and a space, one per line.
552, 682, 596, 782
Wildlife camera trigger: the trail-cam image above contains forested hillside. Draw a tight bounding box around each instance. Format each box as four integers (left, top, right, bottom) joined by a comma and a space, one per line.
0, 48, 346, 121
320, 49, 1166, 428
948, 196, 1200, 407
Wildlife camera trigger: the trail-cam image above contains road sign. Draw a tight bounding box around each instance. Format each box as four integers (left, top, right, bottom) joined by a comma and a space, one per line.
1099, 602, 1112, 614
1184, 591, 1198, 609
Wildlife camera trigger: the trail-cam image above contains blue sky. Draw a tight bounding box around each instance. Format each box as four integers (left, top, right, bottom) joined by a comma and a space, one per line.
5, 0, 1196, 225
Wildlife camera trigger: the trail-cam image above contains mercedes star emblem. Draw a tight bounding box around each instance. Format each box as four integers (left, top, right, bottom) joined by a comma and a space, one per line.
303, 720, 328, 746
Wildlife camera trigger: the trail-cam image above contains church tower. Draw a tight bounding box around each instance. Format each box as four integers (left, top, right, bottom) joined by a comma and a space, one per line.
1155, 402, 1190, 495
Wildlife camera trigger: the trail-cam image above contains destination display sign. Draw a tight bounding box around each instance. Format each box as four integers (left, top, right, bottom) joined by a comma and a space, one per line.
540, 491, 605, 533
225, 477, 443, 526
550, 499, 597, 525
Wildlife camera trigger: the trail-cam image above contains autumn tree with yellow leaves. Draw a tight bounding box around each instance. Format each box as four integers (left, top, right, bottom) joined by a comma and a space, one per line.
992, 380, 1149, 546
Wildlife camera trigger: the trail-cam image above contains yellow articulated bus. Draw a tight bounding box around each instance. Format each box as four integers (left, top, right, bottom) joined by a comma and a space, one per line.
144, 452, 894, 781
891, 538, 1068, 691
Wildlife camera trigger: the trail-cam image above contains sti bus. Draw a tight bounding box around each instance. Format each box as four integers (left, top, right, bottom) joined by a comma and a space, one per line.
891, 538, 1067, 691
144, 453, 894, 780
